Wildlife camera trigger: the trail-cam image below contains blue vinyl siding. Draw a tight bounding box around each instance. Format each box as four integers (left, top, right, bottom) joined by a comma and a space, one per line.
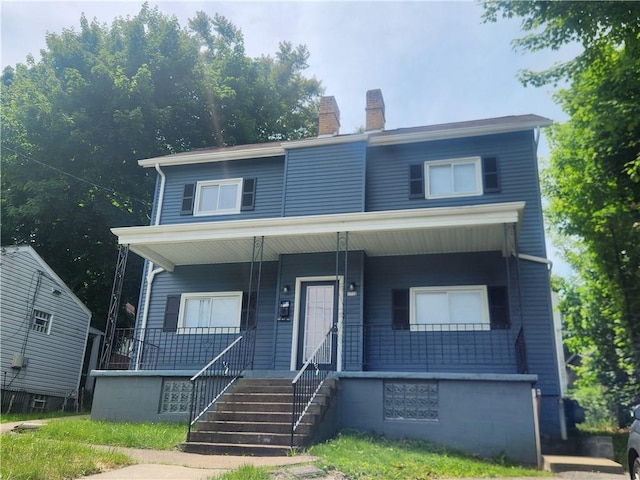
283, 141, 366, 216
275, 252, 364, 370
364, 252, 513, 374
143, 262, 278, 370
366, 131, 546, 256
158, 157, 284, 224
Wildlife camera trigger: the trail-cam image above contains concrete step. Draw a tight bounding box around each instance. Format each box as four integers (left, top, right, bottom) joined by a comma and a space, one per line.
213, 401, 322, 414
180, 441, 292, 456
542, 455, 624, 474
208, 410, 316, 424
187, 430, 306, 446
235, 378, 294, 388
195, 420, 313, 435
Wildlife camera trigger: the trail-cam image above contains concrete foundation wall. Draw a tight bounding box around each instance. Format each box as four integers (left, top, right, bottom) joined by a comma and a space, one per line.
337, 373, 539, 465
91, 372, 192, 423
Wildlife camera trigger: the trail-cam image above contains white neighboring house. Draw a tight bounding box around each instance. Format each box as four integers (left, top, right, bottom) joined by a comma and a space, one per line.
1, 245, 96, 413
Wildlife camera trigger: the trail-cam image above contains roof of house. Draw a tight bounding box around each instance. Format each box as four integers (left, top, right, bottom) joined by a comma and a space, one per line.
138, 114, 553, 168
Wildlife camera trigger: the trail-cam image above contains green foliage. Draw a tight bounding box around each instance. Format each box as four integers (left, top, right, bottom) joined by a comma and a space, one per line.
482, 1, 640, 86
0, 4, 322, 329
1, 434, 132, 480
484, 0, 640, 427
209, 464, 271, 480
31, 418, 187, 449
308, 430, 551, 479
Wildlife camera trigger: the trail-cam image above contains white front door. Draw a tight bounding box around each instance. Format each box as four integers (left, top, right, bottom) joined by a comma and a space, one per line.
297, 281, 335, 368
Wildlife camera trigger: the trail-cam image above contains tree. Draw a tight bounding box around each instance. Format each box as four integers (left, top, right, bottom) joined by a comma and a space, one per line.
483, 1, 640, 425
1, 4, 323, 330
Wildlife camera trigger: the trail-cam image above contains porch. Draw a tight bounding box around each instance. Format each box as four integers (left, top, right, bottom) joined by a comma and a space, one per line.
104, 322, 528, 374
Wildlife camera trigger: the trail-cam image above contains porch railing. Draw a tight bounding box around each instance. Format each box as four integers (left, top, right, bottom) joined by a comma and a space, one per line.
105, 327, 253, 370
188, 326, 256, 433
291, 326, 335, 447
342, 323, 527, 374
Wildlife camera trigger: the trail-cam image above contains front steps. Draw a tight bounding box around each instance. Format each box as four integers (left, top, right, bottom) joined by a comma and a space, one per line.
182, 377, 336, 456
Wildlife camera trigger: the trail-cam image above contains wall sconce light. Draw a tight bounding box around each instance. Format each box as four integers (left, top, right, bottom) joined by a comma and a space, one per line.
52, 288, 62, 296
282, 285, 290, 295
347, 282, 358, 296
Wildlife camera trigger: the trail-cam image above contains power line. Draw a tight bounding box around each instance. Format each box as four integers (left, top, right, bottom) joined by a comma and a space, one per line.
1, 144, 151, 209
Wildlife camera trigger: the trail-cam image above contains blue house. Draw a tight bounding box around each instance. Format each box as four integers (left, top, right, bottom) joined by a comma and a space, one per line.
92, 90, 563, 464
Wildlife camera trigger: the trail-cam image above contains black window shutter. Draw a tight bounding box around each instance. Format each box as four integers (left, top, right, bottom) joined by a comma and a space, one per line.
241, 292, 257, 330
392, 289, 410, 330
163, 295, 181, 332
180, 183, 196, 215
488, 286, 510, 329
482, 157, 500, 193
409, 164, 424, 199
241, 178, 256, 211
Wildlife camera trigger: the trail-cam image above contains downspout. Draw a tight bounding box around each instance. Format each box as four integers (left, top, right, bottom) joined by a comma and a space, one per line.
135, 164, 166, 369
516, 253, 553, 272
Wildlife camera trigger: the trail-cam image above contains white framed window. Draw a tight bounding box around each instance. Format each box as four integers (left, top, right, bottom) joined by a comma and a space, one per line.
425, 156, 483, 199
194, 178, 243, 216
31, 309, 52, 334
178, 292, 243, 333
409, 285, 489, 331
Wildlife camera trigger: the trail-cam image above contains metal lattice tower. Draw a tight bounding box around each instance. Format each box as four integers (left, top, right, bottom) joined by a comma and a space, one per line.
98, 244, 129, 369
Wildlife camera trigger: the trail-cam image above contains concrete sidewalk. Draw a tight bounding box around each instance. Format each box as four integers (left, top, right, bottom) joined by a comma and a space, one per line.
83, 446, 319, 479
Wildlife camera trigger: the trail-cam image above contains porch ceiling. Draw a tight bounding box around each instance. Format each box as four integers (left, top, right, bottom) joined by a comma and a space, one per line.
112, 202, 524, 272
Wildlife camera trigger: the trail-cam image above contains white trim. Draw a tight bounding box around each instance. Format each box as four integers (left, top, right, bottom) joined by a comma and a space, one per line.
177, 291, 243, 333
285, 133, 370, 149
425, 156, 483, 199
136, 116, 553, 168
194, 178, 243, 216
138, 146, 285, 168
409, 285, 489, 331
369, 117, 554, 147
114, 202, 524, 244
290, 276, 343, 372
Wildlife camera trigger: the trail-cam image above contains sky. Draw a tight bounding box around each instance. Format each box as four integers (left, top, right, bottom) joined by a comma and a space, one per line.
0, 0, 580, 274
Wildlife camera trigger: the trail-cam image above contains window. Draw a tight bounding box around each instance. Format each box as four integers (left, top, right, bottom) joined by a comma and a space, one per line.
194, 178, 243, 216
425, 157, 482, 199
409, 285, 489, 330
178, 292, 243, 333
31, 309, 52, 334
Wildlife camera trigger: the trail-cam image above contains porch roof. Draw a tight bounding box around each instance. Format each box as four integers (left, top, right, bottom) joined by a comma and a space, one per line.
112, 202, 524, 272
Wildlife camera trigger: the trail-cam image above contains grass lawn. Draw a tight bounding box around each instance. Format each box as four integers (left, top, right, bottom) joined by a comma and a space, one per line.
309, 430, 552, 479
1, 417, 187, 480
2, 418, 552, 480
1, 434, 132, 480
0, 411, 85, 423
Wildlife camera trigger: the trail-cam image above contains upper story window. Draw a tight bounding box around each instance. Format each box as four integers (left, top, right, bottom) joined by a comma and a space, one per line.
409, 156, 500, 200
32, 309, 52, 334
425, 157, 482, 199
181, 177, 256, 216
194, 178, 243, 216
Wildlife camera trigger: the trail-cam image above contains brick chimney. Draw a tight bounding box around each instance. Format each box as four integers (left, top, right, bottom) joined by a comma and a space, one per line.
365, 89, 385, 132
318, 96, 340, 136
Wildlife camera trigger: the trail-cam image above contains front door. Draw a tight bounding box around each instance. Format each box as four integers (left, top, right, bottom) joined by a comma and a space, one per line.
297, 281, 336, 369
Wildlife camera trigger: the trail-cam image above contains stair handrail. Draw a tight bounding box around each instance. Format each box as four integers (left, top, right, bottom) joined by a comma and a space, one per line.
290, 325, 335, 447
188, 326, 256, 433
